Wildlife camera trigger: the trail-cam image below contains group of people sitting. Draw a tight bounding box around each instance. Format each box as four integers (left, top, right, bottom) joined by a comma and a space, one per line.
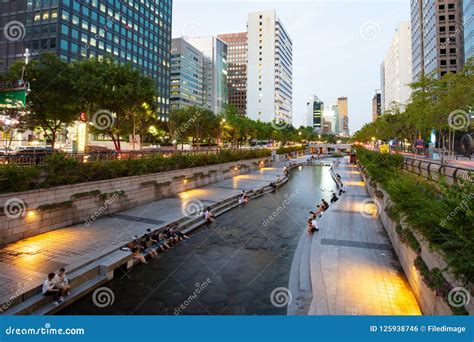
307, 199, 330, 234
306, 173, 346, 235
125, 224, 190, 264
42, 268, 71, 306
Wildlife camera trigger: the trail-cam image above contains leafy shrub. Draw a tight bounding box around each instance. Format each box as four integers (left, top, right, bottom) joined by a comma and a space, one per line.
0, 149, 272, 194
357, 146, 474, 283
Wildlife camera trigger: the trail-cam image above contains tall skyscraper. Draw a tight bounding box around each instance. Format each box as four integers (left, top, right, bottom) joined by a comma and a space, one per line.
464, 0, 474, 61
337, 97, 349, 136
247, 10, 293, 125
185, 36, 228, 115
218, 32, 247, 116
372, 90, 382, 122
380, 22, 413, 112
170, 38, 204, 111
306, 96, 323, 132
0, 0, 173, 119
411, 0, 465, 80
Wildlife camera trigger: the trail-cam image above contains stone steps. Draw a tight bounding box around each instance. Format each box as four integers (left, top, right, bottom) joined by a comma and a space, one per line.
2, 250, 132, 316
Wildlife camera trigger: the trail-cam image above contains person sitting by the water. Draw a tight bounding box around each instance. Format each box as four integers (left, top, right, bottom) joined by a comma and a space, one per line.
314, 205, 323, 217
54, 268, 71, 297
43, 273, 62, 306
144, 235, 159, 257
204, 208, 216, 223
331, 193, 339, 203
321, 199, 330, 211
307, 219, 318, 235
162, 226, 176, 245
132, 247, 148, 264
239, 191, 250, 204
174, 230, 190, 241
157, 232, 172, 250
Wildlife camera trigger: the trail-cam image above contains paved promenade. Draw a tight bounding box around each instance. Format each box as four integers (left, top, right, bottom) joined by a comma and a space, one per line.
289, 158, 421, 316
0, 163, 290, 306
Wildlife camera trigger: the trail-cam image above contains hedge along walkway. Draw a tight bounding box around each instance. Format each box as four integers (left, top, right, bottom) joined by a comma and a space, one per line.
307, 158, 421, 315
0, 163, 294, 308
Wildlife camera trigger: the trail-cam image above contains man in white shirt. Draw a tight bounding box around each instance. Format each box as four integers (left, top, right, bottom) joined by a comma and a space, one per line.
54, 268, 71, 298
42, 273, 62, 305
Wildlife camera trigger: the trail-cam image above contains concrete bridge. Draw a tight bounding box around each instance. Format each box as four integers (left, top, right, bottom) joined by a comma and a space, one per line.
309, 143, 353, 154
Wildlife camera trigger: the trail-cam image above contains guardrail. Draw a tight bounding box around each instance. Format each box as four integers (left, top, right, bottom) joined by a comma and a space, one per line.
403, 157, 473, 185
0, 148, 252, 166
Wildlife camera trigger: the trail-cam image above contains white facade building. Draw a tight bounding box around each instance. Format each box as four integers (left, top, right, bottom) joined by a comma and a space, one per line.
247, 10, 293, 125
380, 22, 413, 113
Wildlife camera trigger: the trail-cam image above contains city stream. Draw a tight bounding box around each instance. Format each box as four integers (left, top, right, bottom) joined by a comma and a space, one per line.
61, 166, 338, 315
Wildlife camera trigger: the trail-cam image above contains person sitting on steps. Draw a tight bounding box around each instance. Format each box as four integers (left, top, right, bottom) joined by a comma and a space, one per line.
42, 273, 63, 306
204, 207, 216, 223
54, 268, 71, 297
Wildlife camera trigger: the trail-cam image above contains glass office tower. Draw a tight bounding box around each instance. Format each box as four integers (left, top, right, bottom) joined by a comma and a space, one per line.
0, 0, 172, 119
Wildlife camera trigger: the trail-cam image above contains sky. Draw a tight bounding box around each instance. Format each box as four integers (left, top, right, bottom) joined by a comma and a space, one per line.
171, 0, 411, 134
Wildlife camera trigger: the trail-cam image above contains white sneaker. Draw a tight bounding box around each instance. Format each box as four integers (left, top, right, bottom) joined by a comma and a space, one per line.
53, 301, 60, 306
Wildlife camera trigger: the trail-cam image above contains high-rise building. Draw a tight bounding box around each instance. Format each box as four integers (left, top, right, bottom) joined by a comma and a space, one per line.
411, 0, 465, 80
0, 0, 173, 119
464, 0, 474, 61
322, 105, 337, 135
380, 22, 413, 112
247, 10, 293, 125
185, 36, 228, 115
306, 96, 324, 132
337, 97, 349, 136
218, 32, 247, 116
372, 90, 382, 122
170, 38, 204, 111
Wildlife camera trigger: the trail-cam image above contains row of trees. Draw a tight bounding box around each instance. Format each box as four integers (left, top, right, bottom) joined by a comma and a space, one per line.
165, 106, 348, 149
1, 54, 155, 150
1, 54, 347, 151
353, 59, 473, 155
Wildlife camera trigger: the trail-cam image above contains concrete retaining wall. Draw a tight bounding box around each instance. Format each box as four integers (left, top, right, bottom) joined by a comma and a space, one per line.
0, 157, 272, 245
361, 171, 473, 316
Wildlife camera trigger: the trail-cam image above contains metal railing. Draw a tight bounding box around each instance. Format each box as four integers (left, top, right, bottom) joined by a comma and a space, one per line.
402, 157, 473, 185
0, 148, 257, 167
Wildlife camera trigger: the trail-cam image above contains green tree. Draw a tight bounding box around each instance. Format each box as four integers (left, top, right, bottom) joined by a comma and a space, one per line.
6, 54, 78, 149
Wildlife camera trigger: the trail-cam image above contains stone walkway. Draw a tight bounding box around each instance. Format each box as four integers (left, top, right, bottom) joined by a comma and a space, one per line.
0, 162, 297, 306
289, 158, 422, 316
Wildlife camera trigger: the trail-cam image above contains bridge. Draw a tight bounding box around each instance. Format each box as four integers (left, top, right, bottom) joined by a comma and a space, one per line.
308, 143, 353, 154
